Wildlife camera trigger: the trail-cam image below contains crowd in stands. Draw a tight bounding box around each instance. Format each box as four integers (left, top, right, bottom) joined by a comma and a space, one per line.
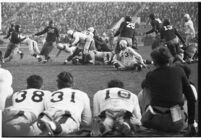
2, 2, 198, 36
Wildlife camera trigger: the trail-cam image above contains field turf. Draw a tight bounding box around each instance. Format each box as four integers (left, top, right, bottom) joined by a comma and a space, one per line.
0, 38, 198, 136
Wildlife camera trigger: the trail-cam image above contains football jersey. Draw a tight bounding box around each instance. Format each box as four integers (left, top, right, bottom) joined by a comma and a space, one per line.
12, 88, 51, 117
184, 20, 195, 36
119, 47, 143, 66
119, 21, 136, 38
0, 68, 13, 110
93, 87, 141, 120
45, 88, 92, 126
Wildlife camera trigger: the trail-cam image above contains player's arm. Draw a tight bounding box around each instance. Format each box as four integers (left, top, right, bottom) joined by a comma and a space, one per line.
129, 48, 145, 66
4, 28, 12, 39
55, 28, 60, 43
174, 28, 186, 45
189, 22, 195, 37
146, 21, 156, 35
35, 27, 48, 36
80, 94, 92, 129
114, 22, 125, 37
71, 33, 79, 46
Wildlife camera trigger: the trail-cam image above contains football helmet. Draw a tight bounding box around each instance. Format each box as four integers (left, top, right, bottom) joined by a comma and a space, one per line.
119, 40, 127, 50
67, 30, 74, 36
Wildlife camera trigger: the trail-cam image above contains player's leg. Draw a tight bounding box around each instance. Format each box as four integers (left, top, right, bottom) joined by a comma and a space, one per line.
30, 41, 42, 62
4, 43, 13, 59
15, 45, 24, 59
65, 47, 82, 64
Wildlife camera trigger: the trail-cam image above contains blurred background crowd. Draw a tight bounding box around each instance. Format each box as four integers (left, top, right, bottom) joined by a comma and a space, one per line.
1, 2, 198, 37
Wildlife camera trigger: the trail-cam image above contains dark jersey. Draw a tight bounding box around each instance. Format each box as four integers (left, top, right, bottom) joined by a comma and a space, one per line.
114, 21, 136, 38
10, 31, 26, 44
4, 27, 15, 39
35, 26, 59, 42
146, 19, 162, 35
160, 25, 185, 44
143, 66, 196, 124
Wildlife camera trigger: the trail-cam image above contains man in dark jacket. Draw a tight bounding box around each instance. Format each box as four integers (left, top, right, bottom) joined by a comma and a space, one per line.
34, 20, 59, 63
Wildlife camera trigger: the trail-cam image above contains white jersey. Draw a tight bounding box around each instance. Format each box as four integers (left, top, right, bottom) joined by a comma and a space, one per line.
93, 87, 141, 120
184, 20, 195, 37
12, 88, 51, 117
0, 68, 13, 110
118, 47, 143, 66
72, 32, 87, 46
45, 88, 92, 126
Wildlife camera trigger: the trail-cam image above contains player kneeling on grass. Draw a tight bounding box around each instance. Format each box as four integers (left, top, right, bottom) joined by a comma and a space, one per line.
91, 79, 142, 136
112, 40, 147, 71
2, 75, 51, 136
36, 71, 92, 136
20, 35, 42, 62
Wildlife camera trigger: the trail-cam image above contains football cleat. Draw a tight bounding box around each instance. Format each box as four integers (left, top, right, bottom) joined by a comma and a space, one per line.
63, 60, 69, 65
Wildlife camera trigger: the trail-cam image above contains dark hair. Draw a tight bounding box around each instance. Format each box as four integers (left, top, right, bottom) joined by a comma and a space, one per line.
149, 14, 155, 20
108, 79, 124, 88
163, 19, 170, 26
57, 71, 73, 89
15, 25, 21, 31
27, 75, 43, 89
125, 16, 132, 22
151, 46, 171, 66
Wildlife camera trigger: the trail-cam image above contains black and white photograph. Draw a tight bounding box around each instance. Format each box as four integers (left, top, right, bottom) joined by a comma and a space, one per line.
0, 1, 199, 137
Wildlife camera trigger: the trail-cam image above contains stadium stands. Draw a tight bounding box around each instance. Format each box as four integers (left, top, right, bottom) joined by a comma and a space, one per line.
2, 2, 198, 35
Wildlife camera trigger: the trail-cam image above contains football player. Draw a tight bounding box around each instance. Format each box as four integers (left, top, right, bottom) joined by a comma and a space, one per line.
2, 75, 51, 136
4, 25, 25, 62
36, 71, 92, 136
114, 16, 137, 53
34, 20, 59, 63
160, 19, 186, 63
112, 40, 146, 70
65, 29, 96, 64
91, 79, 141, 136
145, 13, 162, 49
0, 68, 13, 110
20, 35, 42, 62
184, 14, 196, 46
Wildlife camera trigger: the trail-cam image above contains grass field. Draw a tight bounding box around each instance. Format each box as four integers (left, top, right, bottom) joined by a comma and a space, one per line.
0, 39, 198, 135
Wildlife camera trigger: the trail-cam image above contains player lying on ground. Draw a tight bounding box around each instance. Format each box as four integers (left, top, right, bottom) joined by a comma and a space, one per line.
91, 79, 141, 136
2, 75, 51, 136
35, 71, 92, 136
20, 35, 42, 62
65, 29, 96, 64
112, 40, 147, 71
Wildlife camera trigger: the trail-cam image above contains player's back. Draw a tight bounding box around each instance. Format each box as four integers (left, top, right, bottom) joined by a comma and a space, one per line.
93, 87, 138, 115
120, 21, 136, 38
12, 88, 51, 117
46, 88, 89, 122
